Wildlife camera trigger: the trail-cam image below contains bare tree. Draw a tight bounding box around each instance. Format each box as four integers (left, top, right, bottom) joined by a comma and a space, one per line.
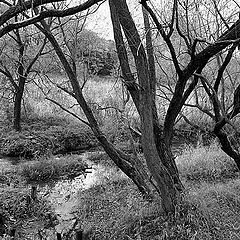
0, 26, 47, 131
107, 0, 240, 212
0, 0, 104, 38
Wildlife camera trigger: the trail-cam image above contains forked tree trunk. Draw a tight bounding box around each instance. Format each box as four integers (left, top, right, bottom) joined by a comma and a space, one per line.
142, 8, 182, 190
215, 129, 240, 170
109, 0, 182, 194
109, 0, 178, 213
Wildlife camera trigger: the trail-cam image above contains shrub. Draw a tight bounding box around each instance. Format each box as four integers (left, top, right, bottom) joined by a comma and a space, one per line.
0, 131, 50, 158
0, 124, 98, 158
20, 155, 88, 182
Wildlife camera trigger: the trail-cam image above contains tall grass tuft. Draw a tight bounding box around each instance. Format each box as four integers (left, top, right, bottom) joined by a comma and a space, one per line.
186, 179, 240, 239
20, 155, 88, 182
176, 142, 239, 182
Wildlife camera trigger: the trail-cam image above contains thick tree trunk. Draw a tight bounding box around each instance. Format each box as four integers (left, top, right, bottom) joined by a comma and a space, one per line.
142, 7, 182, 190
13, 79, 25, 131
110, 0, 182, 194
13, 89, 22, 131
153, 124, 183, 190
110, 0, 178, 213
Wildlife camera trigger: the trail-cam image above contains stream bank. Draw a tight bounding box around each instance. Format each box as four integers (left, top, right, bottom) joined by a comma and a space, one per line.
0, 151, 128, 238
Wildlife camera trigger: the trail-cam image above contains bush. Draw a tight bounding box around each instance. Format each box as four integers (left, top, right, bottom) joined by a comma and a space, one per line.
20, 155, 88, 182
0, 124, 98, 158
0, 131, 49, 158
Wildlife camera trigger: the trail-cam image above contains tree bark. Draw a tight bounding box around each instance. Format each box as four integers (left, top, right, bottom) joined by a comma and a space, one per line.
214, 128, 240, 170
13, 39, 25, 132
109, 0, 182, 194
13, 82, 24, 131
142, 6, 183, 190
110, 0, 178, 213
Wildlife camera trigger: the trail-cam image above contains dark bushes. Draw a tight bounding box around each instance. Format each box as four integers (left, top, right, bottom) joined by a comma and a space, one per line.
0, 125, 98, 158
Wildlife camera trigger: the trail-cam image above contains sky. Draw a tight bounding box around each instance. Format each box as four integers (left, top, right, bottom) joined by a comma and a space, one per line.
84, 1, 144, 40
85, 1, 113, 40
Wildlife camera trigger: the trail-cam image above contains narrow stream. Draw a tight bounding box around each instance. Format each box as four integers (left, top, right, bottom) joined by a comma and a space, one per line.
38, 152, 107, 232
0, 151, 124, 236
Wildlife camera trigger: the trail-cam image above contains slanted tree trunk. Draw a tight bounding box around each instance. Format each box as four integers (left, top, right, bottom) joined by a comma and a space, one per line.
214, 127, 240, 170
37, 21, 152, 198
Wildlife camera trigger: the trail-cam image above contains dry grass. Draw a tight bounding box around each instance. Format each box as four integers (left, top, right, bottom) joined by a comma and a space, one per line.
72, 143, 240, 240
185, 179, 240, 239
176, 142, 239, 182
20, 154, 88, 183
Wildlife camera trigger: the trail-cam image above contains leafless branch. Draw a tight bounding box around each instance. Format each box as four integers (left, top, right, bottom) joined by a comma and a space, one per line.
184, 102, 215, 119
0, 0, 105, 38
194, 73, 225, 117
213, 0, 230, 30
175, 1, 191, 50
56, 84, 76, 98
46, 97, 90, 126
180, 113, 208, 132
97, 106, 123, 113
141, 1, 182, 76
25, 37, 48, 76
167, 0, 177, 38
0, 64, 18, 90
214, 43, 238, 92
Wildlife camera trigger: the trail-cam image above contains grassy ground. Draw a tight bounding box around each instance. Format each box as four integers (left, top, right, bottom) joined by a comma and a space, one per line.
0, 153, 89, 238
72, 143, 240, 240
1, 121, 240, 239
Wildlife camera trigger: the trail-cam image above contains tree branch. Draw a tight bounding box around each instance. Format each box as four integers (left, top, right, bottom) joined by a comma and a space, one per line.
141, 1, 182, 76
0, 0, 63, 25
0, 64, 18, 90
214, 43, 237, 92
46, 97, 90, 126
25, 37, 48, 76
0, 0, 105, 38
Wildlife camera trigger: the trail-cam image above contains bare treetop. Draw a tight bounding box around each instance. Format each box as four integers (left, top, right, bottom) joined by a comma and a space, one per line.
0, 0, 105, 38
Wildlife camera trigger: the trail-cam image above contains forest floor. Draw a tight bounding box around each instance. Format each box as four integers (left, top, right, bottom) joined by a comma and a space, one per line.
0, 118, 240, 239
